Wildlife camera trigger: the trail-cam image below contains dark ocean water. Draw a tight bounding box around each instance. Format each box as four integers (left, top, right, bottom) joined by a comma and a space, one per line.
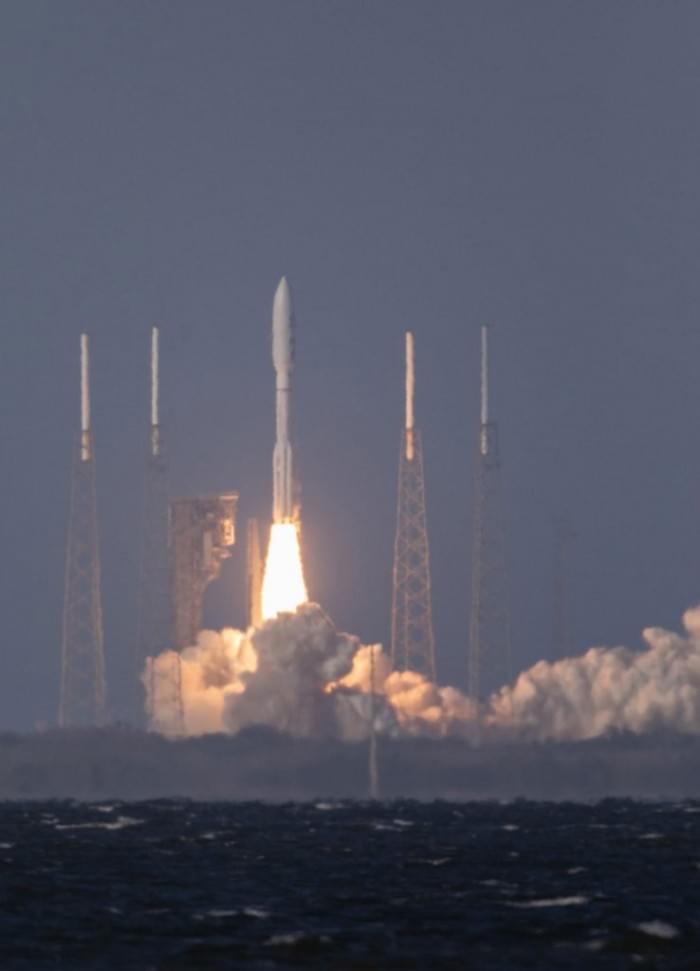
0, 800, 699, 969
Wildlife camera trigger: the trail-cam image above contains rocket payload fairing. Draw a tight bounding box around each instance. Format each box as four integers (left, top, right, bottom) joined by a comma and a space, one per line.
272, 277, 296, 522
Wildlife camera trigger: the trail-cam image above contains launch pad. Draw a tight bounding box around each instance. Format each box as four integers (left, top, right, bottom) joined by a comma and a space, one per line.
170, 493, 238, 651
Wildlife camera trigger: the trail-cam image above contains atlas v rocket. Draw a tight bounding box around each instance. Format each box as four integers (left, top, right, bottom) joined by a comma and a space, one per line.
271, 277, 296, 522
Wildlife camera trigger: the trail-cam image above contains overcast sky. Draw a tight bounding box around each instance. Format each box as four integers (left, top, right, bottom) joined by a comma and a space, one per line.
2, 1, 700, 728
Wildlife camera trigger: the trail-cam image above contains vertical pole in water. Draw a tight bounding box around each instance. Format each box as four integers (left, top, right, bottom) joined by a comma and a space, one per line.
369, 646, 379, 799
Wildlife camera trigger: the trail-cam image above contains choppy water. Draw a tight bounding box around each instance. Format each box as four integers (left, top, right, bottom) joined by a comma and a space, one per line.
0, 799, 699, 968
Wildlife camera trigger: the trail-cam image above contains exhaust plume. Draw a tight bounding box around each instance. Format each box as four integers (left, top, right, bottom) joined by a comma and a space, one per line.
489, 606, 700, 741
147, 605, 700, 744
261, 523, 308, 620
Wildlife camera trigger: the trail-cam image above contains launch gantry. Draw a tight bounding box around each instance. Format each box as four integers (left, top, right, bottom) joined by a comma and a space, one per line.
170, 494, 238, 651
468, 326, 511, 706
246, 518, 263, 629
59, 335, 106, 727
391, 331, 437, 681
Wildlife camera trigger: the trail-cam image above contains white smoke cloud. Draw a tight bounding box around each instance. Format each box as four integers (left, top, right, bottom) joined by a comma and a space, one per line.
147, 604, 474, 740
335, 645, 477, 736
147, 604, 700, 744
147, 627, 256, 736
488, 606, 700, 741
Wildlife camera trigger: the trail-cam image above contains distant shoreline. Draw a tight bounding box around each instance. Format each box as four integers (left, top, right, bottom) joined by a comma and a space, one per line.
0, 727, 697, 801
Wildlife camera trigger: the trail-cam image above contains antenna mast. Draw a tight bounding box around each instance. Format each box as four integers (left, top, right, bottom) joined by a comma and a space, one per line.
246, 519, 263, 629
468, 325, 511, 712
59, 333, 106, 726
391, 330, 436, 679
137, 327, 183, 733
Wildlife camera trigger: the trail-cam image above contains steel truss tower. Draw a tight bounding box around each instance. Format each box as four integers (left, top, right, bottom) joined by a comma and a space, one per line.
246, 518, 263, 629
136, 328, 183, 733
391, 331, 437, 680
59, 334, 106, 727
468, 326, 511, 703
170, 494, 237, 651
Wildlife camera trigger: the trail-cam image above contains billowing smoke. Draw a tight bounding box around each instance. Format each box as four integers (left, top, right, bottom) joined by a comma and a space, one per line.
147, 604, 475, 740
488, 606, 700, 741
337, 644, 477, 735
147, 604, 700, 743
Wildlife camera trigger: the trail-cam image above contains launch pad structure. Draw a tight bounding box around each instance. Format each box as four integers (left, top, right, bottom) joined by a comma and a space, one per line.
246, 518, 263, 629
136, 328, 180, 730
136, 329, 238, 734
468, 325, 511, 703
391, 331, 437, 681
146, 495, 237, 735
170, 494, 238, 651
59, 335, 106, 727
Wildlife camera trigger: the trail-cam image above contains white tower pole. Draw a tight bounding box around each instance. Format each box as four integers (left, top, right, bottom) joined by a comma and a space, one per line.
480, 325, 489, 456
151, 327, 160, 457
80, 333, 91, 462
405, 330, 415, 461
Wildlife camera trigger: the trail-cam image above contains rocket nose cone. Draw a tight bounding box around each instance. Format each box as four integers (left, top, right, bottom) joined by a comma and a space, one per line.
273, 276, 292, 321
272, 276, 295, 371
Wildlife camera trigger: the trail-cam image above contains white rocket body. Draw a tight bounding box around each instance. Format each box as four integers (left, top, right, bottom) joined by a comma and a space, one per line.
272, 277, 295, 522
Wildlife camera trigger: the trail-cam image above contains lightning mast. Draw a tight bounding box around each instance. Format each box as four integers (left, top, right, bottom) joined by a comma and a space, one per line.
468, 326, 511, 705
246, 518, 263, 628
137, 328, 183, 733
59, 334, 106, 726
368, 643, 379, 798
391, 331, 436, 680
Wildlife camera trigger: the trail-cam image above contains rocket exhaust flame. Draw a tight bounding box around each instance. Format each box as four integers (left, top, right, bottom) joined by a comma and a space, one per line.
261, 522, 308, 620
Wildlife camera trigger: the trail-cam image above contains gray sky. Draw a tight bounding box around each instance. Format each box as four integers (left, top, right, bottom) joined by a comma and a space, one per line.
2, 0, 700, 728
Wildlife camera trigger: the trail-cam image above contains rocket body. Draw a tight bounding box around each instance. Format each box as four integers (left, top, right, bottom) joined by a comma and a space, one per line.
272, 277, 295, 522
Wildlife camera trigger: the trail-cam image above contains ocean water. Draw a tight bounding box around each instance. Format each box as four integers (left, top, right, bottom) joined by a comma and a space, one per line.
0, 800, 698, 969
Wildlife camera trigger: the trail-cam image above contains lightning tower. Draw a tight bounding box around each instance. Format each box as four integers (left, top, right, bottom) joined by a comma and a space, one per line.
59, 334, 106, 726
468, 326, 511, 704
136, 328, 183, 732
246, 518, 263, 628
391, 331, 436, 680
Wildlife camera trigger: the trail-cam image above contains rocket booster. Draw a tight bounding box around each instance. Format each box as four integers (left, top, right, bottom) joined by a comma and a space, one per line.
272, 277, 295, 522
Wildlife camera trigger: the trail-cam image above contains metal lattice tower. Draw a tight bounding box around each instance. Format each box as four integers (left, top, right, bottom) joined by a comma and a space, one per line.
391, 331, 436, 680
468, 326, 511, 704
59, 335, 106, 727
170, 494, 237, 651
147, 651, 184, 737
136, 328, 183, 733
246, 518, 263, 629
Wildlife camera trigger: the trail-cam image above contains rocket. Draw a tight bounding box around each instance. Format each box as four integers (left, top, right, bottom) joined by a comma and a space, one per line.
271, 276, 295, 522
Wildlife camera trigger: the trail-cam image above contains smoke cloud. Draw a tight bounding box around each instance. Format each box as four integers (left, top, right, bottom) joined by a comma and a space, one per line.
489, 606, 700, 741
148, 605, 475, 740
147, 604, 700, 744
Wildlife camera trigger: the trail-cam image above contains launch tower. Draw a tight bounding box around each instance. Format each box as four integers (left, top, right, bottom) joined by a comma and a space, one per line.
246, 518, 263, 628
147, 494, 237, 734
391, 332, 436, 680
59, 335, 106, 727
468, 326, 511, 703
136, 328, 180, 730
170, 494, 238, 651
